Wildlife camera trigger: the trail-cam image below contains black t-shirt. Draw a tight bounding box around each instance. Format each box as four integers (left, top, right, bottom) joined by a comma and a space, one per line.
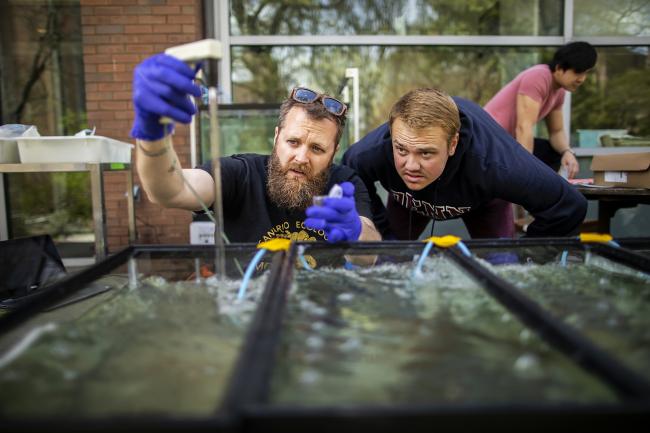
199, 154, 373, 243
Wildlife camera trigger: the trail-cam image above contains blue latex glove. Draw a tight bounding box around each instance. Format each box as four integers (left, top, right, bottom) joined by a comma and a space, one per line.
305, 182, 362, 242
131, 54, 202, 141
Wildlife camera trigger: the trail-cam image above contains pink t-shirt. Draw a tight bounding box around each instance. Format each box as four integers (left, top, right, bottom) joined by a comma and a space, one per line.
484, 64, 565, 136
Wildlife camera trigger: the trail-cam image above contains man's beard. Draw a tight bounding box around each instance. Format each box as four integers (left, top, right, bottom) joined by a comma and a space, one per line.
267, 151, 331, 211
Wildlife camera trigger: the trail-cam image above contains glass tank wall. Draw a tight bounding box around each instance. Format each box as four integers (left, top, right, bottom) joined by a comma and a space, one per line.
0, 239, 649, 431
0, 246, 274, 421
470, 244, 650, 383
268, 244, 619, 405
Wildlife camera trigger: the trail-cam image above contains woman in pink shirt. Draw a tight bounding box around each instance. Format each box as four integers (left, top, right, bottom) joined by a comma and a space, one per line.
485, 41, 597, 179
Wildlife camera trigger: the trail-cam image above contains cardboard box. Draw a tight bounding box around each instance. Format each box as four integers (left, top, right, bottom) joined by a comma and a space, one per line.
590, 151, 650, 188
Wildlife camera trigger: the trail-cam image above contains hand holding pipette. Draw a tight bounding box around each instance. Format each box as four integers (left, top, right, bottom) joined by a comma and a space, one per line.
304, 182, 362, 242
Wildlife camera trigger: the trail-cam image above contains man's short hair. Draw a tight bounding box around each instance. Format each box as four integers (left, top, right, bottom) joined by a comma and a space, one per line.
548, 41, 598, 73
389, 88, 460, 144
277, 97, 347, 146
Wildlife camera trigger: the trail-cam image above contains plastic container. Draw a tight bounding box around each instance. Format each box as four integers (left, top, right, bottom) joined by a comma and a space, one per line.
0, 124, 37, 163
0, 138, 20, 163
16, 136, 133, 163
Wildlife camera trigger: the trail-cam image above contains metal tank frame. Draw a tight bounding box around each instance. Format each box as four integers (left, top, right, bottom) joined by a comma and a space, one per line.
0, 244, 287, 433
229, 238, 650, 433
0, 239, 649, 432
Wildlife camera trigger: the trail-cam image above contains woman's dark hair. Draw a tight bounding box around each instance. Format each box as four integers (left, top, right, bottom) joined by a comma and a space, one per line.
548, 41, 598, 73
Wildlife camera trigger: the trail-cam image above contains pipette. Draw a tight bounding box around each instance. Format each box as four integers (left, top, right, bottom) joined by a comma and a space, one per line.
312, 183, 343, 206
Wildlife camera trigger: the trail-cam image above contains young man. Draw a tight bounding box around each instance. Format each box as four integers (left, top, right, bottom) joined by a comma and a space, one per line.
131, 54, 380, 244
485, 41, 598, 178
342, 88, 587, 240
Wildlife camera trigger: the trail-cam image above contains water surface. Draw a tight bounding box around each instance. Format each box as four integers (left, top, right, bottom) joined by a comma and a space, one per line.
270, 256, 617, 405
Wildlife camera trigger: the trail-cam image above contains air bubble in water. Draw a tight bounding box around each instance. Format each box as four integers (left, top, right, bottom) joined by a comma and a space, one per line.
514, 353, 541, 377
300, 369, 320, 385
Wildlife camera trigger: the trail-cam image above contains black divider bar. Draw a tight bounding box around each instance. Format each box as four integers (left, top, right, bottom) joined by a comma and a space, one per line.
617, 237, 650, 249
463, 237, 584, 248
293, 239, 585, 254
0, 246, 134, 334
446, 246, 650, 400
294, 240, 423, 251
293, 238, 648, 251
243, 402, 650, 433
128, 243, 263, 256
0, 414, 231, 433
590, 243, 650, 273
221, 249, 295, 412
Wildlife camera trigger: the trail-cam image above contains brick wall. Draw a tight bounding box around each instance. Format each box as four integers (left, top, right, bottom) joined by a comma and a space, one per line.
80, 0, 203, 251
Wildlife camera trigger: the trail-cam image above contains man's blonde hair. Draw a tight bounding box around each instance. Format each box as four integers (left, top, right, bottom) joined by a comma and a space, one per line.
389, 88, 460, 144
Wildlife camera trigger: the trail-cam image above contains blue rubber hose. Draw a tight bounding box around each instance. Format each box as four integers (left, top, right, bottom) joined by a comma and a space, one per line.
297, 245, 313, 271
412, 241, 434, 278
560, 250, 569, 267
456, 241, 472, 257
237, 248, 267, 301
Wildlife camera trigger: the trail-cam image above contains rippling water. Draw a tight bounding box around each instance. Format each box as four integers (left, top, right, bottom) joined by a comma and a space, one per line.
0, 273, 266, 417
486, 253, 650, 382
270, 256, 618, 405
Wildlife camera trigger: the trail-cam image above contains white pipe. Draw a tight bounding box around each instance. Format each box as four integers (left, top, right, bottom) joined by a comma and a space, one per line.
345, 68, 360, 143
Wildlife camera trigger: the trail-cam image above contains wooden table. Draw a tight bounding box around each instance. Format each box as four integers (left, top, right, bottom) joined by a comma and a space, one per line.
575, 185, 650, 233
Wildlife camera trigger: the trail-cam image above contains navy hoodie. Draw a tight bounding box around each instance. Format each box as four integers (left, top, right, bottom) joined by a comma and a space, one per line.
342, 97, 587, 238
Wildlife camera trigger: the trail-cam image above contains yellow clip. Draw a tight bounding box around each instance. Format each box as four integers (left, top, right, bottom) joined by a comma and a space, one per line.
257, 238, 291, 251
579, 233, 613, 243
423, 235, 462, 248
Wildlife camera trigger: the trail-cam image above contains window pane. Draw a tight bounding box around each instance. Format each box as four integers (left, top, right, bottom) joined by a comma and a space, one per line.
572, 46, 650, 143
1, 1, 92, 256
574, 0, 650, 37
197, 104, 351, 161
0, 0, 86, 135
231, 45, 555, 137
198, 105, 279, 160
230, 0, 563, 36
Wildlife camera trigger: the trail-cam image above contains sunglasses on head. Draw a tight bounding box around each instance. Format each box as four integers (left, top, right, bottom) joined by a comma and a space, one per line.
290, 87, 348, 117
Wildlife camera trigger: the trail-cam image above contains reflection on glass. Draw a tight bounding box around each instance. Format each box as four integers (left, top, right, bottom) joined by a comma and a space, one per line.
198, 104, 351, 161
572, 46, 650, 139
7, 172, 93, 246
0, 254, 266, 418
1, 1, 91, 256
270, 251, 616, 405
574, 0, 650, 36
232, 45, 554, 137
230, 0, 562, 36
475, 245, 650, 382
201, 105, 279, 158
0, 0, 86, 134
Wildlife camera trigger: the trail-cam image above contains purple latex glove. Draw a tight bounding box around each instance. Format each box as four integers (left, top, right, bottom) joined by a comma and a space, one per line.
305, 182, 362, 242
130, 54, 202, 141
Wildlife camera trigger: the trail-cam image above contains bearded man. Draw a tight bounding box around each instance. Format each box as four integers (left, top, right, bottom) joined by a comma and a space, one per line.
131, 54, 380, 243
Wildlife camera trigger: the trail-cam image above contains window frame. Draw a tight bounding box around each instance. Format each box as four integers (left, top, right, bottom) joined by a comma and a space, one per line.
212, 0, 650, 135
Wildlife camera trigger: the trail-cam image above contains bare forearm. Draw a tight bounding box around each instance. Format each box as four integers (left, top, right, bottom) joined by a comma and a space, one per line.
344, 216, 380, 266
515, 125, 535, 153
548, 129, 570, 153
136, 135, 186, 207
358, 216, 382, 241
